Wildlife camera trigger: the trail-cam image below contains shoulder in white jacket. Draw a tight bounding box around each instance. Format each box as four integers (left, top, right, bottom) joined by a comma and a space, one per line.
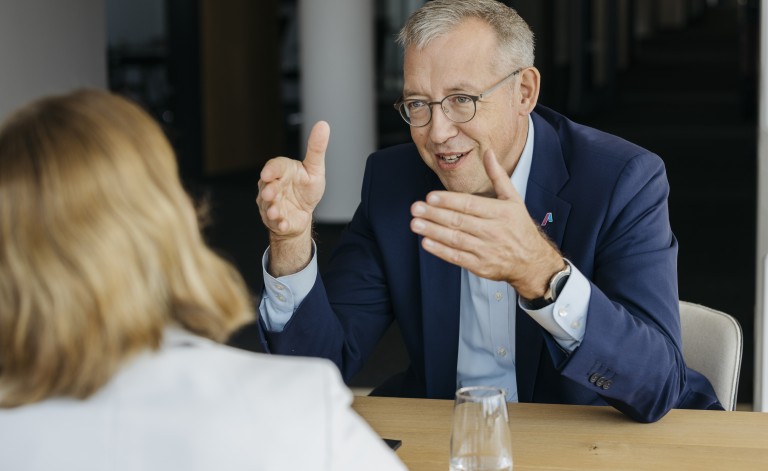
0, 327, 406, 471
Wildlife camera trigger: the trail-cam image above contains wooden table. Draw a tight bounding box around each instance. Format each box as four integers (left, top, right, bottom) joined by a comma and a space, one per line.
353, 396, 768, 470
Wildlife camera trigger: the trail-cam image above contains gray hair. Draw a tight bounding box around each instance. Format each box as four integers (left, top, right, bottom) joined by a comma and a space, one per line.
397, 0, 535, 72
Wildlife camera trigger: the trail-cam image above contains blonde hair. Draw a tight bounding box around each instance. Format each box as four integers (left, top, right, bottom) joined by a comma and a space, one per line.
0, 89, 253, 407
397, 0, 535, 72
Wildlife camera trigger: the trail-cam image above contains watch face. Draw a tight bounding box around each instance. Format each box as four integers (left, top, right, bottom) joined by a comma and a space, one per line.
528, 260, 571, 309
554, 274, 570, 296
550, 261, 572, 301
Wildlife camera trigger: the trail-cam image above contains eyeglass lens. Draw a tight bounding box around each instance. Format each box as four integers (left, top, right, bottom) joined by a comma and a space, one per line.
401, 95, 476, 127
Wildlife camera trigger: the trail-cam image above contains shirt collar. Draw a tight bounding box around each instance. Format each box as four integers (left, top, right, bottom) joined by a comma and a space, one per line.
510, 114, 535, 200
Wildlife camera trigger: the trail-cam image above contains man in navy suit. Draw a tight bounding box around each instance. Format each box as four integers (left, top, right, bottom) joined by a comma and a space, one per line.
256, 0, 721, 422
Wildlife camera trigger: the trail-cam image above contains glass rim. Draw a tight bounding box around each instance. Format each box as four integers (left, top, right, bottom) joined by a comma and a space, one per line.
455, 385, 506, 398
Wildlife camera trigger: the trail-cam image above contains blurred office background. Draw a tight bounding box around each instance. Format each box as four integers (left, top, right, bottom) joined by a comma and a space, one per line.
0, 0, 764, 409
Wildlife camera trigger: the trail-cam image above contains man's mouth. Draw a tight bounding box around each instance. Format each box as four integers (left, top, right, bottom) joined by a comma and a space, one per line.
437, 151, 469, 166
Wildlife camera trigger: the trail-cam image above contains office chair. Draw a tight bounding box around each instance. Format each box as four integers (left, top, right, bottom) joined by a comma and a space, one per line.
678, 301, 743, 411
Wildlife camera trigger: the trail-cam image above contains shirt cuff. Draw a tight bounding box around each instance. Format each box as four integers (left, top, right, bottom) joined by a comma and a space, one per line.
259, 241, 318, 332
519, 263, 591, 352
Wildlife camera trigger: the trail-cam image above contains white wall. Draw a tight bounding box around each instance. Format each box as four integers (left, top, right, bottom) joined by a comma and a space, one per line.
300, 0, 376, 222
0, 0, 107, 121
755, 0, 768, 413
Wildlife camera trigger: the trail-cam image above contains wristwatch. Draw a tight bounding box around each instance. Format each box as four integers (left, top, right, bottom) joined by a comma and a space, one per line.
523, 258, 572, 310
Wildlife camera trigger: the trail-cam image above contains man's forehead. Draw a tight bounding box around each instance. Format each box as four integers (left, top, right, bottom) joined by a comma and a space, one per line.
402, 51, 499, 97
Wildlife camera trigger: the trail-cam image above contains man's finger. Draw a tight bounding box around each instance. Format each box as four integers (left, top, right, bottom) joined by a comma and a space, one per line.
482, 149, 516, 201
260, 156, 293, 183
303, 120, 330, 176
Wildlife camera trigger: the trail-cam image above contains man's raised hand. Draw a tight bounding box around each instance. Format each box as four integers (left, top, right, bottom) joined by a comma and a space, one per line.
410, 149, 563, 298
257, 121, 330, 276
257, 121, 330, 239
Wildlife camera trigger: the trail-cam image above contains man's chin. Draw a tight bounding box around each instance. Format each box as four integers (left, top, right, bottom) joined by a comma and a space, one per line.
441, 179, 494, 196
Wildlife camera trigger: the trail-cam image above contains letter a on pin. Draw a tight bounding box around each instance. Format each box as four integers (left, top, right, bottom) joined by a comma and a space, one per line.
541, 212, 553, 226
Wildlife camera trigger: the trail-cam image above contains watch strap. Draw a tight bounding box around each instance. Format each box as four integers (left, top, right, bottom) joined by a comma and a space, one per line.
521, 258, 572, 310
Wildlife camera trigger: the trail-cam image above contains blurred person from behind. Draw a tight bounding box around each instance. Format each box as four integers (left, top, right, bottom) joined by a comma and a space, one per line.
0, 89, 404, 471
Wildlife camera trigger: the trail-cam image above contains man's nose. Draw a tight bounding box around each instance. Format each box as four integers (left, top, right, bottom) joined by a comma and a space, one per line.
428, 104, 458, 143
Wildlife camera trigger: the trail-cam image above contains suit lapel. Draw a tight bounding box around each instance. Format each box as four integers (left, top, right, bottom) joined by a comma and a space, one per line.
418, 170, 461, 399
516, 111, 572, 402
419, 242, 461, 398
526, 112, 571, 247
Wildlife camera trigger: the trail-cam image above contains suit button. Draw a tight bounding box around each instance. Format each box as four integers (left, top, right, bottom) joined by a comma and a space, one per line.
589, 373, 600, 384
596, 377, 606, 387
601, 380, 613, 390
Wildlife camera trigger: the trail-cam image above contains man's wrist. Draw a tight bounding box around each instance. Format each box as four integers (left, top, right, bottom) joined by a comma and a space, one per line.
267, 227, 314, 277
520, 258, 572, 310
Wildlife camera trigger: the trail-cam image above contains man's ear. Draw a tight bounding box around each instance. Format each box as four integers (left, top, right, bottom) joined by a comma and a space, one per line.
518, 67, 541, 114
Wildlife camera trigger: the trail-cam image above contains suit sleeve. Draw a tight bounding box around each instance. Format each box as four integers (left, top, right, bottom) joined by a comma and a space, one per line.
258, 156, 395, 382
557, 152, 716, 422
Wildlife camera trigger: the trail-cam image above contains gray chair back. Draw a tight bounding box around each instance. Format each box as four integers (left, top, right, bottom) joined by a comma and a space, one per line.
679, 301, 743, 411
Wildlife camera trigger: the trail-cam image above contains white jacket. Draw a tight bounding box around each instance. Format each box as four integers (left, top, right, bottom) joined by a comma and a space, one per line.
0, 327, 405, 471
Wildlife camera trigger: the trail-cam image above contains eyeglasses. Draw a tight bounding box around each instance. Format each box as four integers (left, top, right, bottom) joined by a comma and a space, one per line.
394, 69, 522, 127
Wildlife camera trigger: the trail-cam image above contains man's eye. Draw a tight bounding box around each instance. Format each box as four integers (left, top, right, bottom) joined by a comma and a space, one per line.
407, 101, 427, 111
452, 95, 473, 104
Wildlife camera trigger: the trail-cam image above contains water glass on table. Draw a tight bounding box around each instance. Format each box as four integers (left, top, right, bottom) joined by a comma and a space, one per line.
449, 386, 513, 471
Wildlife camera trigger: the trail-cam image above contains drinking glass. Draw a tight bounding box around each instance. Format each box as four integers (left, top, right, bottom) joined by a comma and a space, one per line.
449, 386, 513, 471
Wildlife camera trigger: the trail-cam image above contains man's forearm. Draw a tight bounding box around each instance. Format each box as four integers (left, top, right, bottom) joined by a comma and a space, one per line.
268, 226, 314, 277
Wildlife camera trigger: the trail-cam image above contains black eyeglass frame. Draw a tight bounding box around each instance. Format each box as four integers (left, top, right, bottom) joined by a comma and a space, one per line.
393, 68, 523, 127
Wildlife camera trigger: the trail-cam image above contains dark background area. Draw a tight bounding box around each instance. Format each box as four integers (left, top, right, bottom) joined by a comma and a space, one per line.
107, 0, 759, 404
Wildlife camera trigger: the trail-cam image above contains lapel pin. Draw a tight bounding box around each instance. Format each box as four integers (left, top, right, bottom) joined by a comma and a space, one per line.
541, 212, 553, 227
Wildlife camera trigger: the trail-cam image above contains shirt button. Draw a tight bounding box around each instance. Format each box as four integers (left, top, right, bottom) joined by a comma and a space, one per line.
274, 283, 284, 291
494, 291, 503, 301
571, 320, 581, 329
276, 294, 286, 302
558, 307, 568, 317
496, 347, 507, 357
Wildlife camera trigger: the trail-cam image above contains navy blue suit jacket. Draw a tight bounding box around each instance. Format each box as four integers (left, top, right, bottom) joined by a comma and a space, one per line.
261, 105, 721, 422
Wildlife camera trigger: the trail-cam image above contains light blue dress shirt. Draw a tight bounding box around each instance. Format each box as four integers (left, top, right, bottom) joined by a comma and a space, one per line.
260, 115, 591, 401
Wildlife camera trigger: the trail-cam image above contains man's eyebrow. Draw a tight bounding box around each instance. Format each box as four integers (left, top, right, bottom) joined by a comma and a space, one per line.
401, 88, 427, 98
401, 83, 478, 99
